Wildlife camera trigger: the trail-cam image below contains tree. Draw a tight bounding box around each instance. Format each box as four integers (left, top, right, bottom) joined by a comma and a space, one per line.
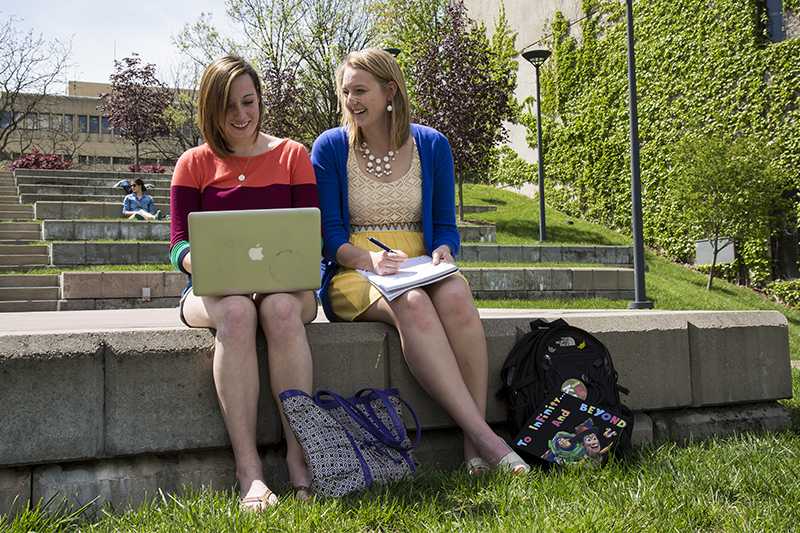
411, 1, 517, 220
150, 62, 203, 162
671, 135, 787, 290
176, 0, 377, 145
99, 54, 173, 167
0, 15, 71, 156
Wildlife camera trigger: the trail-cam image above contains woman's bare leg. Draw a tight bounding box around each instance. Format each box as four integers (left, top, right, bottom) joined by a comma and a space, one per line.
258, 291, 316, 494
182, 292, 276, 505
359, 289, 510, 466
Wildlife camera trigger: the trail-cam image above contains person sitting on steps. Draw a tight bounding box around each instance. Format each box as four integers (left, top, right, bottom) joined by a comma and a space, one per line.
122, 178, 162, 220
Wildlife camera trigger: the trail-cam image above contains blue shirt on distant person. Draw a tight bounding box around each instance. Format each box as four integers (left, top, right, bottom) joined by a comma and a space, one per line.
122, 193, 156, 215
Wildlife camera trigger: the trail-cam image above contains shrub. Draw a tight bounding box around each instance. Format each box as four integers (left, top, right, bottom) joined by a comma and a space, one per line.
10, 149, 71, 170
128, 164, 165, 174
764, 279, 800, 309
486, 145, 535, 188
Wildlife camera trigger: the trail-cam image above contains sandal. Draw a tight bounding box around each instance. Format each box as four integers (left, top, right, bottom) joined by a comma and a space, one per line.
466, 457, 491, 476
496, 451, 531, 474
293, 485, 314, 502
239, 488, 278, 512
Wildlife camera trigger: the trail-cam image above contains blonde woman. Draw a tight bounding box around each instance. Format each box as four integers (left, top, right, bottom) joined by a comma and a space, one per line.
169, 56, 317, 510
312, 48, 529, 475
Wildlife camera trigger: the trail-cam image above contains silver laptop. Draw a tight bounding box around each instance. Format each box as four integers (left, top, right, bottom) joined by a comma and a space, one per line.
188, 208, 321, 296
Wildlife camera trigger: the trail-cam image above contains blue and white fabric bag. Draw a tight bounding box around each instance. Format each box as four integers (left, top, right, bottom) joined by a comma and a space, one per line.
279, 388, 421, 498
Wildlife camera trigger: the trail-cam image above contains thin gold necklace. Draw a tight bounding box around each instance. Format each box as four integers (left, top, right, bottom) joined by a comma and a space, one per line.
233, 141, 258, 182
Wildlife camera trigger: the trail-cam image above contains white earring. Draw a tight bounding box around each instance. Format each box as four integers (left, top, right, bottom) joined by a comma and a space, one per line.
386, 103, 393, 112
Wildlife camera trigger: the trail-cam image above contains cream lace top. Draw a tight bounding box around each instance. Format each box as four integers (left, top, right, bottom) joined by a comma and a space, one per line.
348, 141, 422, 231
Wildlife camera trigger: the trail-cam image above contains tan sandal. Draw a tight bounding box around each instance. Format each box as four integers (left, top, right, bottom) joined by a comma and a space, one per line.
496, 451, 531, 474
466, 457, 491, 476
239, 488, 278, 512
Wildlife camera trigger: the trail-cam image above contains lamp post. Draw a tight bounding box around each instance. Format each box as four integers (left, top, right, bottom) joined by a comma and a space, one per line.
624, 0, 653, 309
522, 49, 551, 241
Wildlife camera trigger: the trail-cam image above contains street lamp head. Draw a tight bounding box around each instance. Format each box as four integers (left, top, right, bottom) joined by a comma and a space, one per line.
383, 47, 401, 57
522, 49, 551, 68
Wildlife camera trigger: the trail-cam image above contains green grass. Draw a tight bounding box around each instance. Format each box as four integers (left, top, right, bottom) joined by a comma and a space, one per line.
4, 264, 172, 275
461, 261, 614, 269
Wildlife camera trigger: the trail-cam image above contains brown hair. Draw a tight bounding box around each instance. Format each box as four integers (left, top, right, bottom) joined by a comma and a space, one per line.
197, 56, 264, 158
132, 178, 146, 192
336, 48, 410, 150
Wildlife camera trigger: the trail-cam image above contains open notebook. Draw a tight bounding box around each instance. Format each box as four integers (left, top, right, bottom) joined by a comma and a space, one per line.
357, 255, 459, 301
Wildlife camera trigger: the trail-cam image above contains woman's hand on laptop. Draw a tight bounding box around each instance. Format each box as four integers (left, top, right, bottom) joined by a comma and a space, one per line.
370, 249, 407, 275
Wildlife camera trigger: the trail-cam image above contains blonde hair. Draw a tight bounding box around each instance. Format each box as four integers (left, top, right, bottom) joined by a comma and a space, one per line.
336, 48, 411, 150
197, 56, 264, 158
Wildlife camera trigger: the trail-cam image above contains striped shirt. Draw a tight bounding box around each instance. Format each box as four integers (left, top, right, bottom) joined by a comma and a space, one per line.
168, 139, 319, 272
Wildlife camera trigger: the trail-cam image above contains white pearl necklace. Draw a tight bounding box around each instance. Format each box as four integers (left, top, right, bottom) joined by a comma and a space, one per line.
359, 142, 396, 179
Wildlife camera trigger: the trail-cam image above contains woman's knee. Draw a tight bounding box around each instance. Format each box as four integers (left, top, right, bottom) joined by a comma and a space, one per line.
393, 289, 439, 331
259, 293, 304, 333
435, 280, 480, 325
214, 296, 258, 339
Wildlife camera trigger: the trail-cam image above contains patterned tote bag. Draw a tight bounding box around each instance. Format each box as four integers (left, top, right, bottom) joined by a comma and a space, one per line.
279, 387, 421, 498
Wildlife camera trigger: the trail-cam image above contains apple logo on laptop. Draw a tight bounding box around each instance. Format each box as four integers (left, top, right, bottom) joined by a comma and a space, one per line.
248, 244, 264, 261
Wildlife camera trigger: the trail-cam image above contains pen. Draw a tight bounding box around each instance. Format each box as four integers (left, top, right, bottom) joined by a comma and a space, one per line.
368, 237, 396, 254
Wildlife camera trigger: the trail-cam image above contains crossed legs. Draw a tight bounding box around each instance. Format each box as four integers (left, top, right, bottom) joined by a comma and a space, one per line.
182, 289, 315, 505
359, 275, 512, 466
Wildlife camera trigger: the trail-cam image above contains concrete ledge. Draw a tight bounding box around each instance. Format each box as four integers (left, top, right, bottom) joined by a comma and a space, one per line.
42, 221, 169, 241
460, 244, 633, 265
458, 223, 496, 243
0, 467, 30, 517
23, 193, 170, 206
650, 402, 791, 444
36, 202, 170, 220
0, 309, 790, 472
61, 272, 183, 299
14, 169, 172, 181
19, 176, 171, 189
52, 242, 168, 266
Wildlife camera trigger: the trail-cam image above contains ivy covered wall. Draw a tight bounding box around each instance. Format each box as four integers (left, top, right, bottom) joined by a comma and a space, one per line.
529, 0, 799, 279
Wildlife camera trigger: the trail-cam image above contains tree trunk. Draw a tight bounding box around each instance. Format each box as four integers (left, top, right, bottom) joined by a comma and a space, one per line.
707, 234, 719, 290
458, 170, 464, 222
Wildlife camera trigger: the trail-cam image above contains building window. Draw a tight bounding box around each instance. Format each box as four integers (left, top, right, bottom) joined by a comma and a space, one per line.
39, 114, 50, 130
25, 112, 38, 130
89, 115, 100, 134
101, 116, 111, 135
63, 114, 74, 133
79, 115, 88, 133
0, 111, 10, 128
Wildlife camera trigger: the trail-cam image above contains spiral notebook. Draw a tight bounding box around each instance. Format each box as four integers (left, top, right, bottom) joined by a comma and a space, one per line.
357, 255, 459, 301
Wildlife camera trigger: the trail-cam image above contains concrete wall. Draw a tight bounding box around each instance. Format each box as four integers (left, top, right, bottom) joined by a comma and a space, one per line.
462, 0, 583, 165
0, 309, 792, 512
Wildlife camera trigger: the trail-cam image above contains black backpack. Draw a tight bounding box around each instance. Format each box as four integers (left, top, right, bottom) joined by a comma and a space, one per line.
497, 318, 633, 458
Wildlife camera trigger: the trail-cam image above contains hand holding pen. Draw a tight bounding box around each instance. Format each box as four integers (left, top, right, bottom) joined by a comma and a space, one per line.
368, 237, 407, 275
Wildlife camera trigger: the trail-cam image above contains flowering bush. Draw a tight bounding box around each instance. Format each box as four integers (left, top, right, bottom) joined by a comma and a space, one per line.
128, 164, 166, 173
10, 149, 72, 170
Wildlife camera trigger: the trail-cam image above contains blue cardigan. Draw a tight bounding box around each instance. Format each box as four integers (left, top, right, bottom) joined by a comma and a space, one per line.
311, 123, 460, 320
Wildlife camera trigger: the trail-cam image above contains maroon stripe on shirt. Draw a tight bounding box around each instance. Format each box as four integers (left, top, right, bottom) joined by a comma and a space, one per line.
169, 183, 320, 249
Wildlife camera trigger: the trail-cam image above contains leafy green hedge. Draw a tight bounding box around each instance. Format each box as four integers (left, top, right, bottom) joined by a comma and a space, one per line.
765, 279, 800, 308
526, 0, 800, 283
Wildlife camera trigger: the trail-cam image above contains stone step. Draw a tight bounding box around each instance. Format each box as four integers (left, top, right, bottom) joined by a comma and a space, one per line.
0, 196, 20, 205
0, 299, 59, 312
458, 223, 495, 243
0, 211, 34, 221
455, 204, 498, 214
0, 255, 49, 266
0, 286, 59, 301
13, 168, 172, 180
35, 201, 169, 220
0, 231, 40, 241
0, 240, 37, 246
459, 244, 633, 265
0, 187, 17, 195
0, 275, 59, 288
0, 244, 48, 254
0, 204, 34, 213
0, 222, 41, 231
22, 193, 168, 206
18, 184, 167, 197
15, 175, 172, 188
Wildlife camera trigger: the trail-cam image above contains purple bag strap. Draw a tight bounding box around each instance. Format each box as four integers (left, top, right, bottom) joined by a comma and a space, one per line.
314, 389, 421, 450
354, 388, 422, 450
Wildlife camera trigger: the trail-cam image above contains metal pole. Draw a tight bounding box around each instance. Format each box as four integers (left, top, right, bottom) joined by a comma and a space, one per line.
625, 0, 653, 309
535, 64, 546, 241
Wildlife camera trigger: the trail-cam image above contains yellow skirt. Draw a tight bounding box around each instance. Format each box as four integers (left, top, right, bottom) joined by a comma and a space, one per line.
329, 231, 468, 321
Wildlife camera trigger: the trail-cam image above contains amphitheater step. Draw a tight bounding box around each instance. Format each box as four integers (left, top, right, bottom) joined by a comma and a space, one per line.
15, 175, 172, 188
0, 274, 59, 288
0, 244, 48, 255
0, 254, 49, 266
0, 196, 20, 205
0, 211, 34, 221
0, 231, 40, 241
0, 187, 17, 195
0, 204, 33, 213
0, 299, 59, 312
0, 286, 59, 301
